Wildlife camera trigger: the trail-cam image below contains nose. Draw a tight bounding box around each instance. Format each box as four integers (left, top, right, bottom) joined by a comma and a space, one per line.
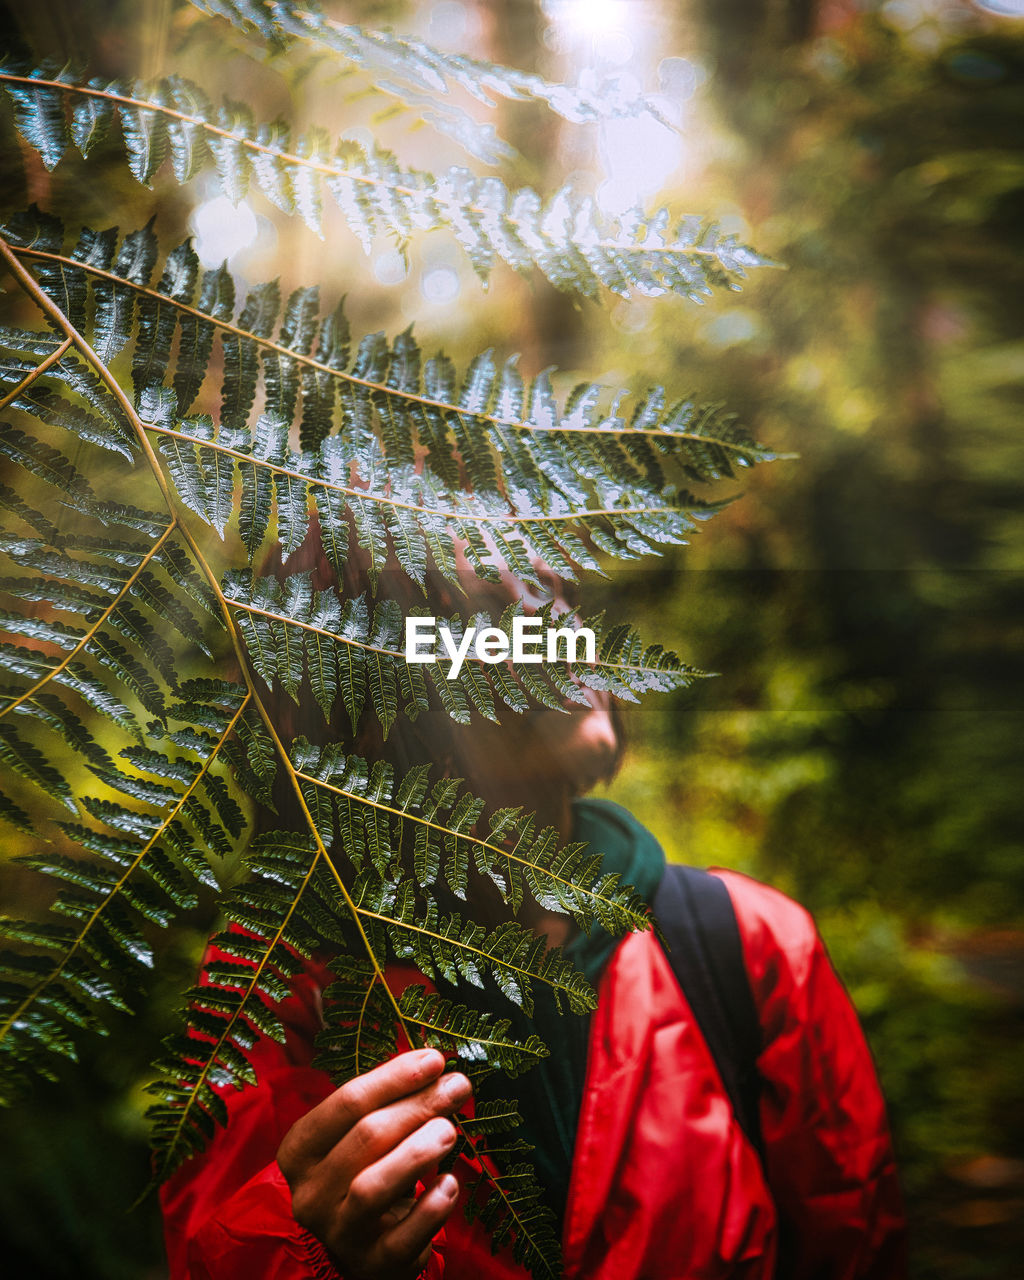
571, 687, 619, 772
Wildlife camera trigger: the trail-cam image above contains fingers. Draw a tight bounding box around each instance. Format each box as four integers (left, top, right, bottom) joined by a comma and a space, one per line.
363, 1173, 461, 1276
277, 1050, 473, 1279
329, 1069, 472, 1175
280, 1049, 447, 1168
341, 1116, 459, 1227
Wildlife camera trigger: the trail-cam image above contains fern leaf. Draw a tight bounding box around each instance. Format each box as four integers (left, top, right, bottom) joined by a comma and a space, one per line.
464, 1148, 562, 1279
1, 215, 772, 581
0, 722, 76, 810
4, 64, 68, 170
0, 73, 770, 301
144, 829, 320, 1177
222, 570, 700, 732
32, 222, 762, 496
0, 690, 251, 1100
192, 0, 664, 168
294, 742, 650, 939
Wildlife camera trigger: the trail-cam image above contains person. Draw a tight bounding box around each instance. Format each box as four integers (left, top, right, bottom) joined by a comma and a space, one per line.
160, 533, 907, 1280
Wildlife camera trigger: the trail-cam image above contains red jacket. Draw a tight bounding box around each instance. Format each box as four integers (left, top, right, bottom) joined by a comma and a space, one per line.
161, 870, 906, 1279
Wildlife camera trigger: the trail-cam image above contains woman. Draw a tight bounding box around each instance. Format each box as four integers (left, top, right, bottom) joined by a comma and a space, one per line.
161, 535, 906, 1279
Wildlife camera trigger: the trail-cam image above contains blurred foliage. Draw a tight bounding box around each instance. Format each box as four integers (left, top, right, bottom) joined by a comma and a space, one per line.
596, 3, 1024, 1274
0, 0, 1021, 1277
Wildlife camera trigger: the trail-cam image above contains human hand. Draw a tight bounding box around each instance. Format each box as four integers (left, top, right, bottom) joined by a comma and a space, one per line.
277, 1048, 471, 1279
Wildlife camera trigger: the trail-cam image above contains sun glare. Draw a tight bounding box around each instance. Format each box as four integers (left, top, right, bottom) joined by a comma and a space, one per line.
597, 111, 683, 214
545, 0, 632, 40
189, 196, 259, 269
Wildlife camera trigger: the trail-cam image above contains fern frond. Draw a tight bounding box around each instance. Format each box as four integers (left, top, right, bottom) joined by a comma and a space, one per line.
346, 873, 595, 1019
0, 514, 230, 757
160, 406, 725, 583
145, 819, 578, 1171
146, 817, 566, 1276
0, 4, 778, 1262
0, 690, 252, 1100
145, 828, 319, 1177
224, 568, 702, 732
315, 969, 548, 1083
191, 0, 666, 167
293, 740, 651, 935
310, 956, 396, 1080
0, 212, 769, 599
0, 69, 770, 300
0, 233, 258, 1088
469, 1157, 562, 1278
0, 213, 773, 516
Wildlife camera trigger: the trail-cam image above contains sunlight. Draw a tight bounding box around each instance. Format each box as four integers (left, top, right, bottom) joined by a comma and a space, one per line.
597, 109, 683, 214
543, 1, 697, 216
421, 265, 461, 304
545, 0, 632, 40
189, 196, 259, 268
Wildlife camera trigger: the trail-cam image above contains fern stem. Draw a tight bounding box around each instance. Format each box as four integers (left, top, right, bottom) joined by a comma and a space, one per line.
0, 334, 73, 412
0, 517, 178, 723
4, 244, 748, 451
145, 419, 682, 526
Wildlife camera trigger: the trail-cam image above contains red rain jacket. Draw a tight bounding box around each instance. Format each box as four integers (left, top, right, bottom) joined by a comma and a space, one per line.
161, 869, 906, 1279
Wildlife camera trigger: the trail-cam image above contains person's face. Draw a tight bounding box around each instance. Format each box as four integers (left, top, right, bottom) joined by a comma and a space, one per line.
442, 551, 620, 801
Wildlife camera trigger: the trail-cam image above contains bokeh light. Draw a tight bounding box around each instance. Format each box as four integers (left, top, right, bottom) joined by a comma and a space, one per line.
189, 196, 259, 268
421, 265, 461, 305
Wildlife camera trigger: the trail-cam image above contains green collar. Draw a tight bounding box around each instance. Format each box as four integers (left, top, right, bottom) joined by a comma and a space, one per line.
564, 797, 667, 982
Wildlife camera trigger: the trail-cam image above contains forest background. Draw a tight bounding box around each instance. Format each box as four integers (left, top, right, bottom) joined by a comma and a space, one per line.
0, 0, 1020, 1277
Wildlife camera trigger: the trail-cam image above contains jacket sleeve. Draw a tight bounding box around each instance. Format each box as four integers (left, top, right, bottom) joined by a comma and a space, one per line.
715, 870, 907, 1280
159, 942, 444, 1280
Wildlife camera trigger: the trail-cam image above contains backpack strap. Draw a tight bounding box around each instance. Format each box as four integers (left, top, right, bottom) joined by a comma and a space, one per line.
652, 863, 765, 1162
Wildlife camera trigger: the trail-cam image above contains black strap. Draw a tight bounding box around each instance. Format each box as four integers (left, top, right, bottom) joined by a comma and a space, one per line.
652, 863, 764, 1162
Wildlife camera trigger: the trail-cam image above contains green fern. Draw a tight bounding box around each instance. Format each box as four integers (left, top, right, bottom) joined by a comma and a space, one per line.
192, 0, 667, 145
145, 813, 598, 1161
225, 567, 702, 731
0, 8, 780, 1274
0, 211, 756, 595
0, 62, 770, 299
0, 207, 773, 486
